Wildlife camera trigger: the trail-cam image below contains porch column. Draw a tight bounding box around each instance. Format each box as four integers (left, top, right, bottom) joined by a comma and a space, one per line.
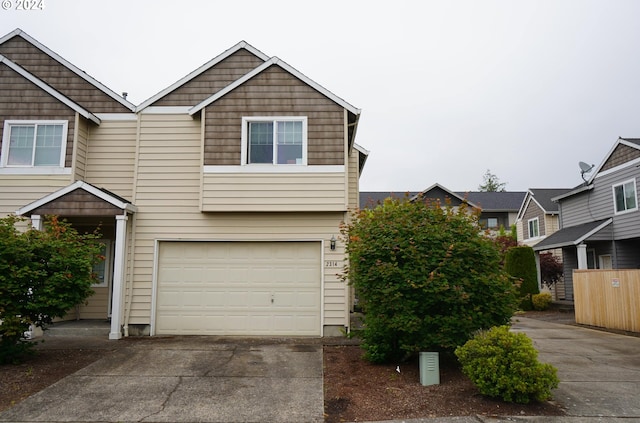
577, 243, 588, 269
30, 214, 42, 230
110, 214, 128, 340
534, 251, 541, 291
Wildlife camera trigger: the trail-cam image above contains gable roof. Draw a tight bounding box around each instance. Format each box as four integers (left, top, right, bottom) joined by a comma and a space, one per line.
354, 143, 369, 174
0, 54, 100, 124
586, 137, 640, 184
136, 41, 270, 111
410, 183, 477, 207
532, 218, 612, 251
0, 29, 135, 112
516, 188, 572, 220
551, 137, 640, 202
188, 56, 361, 116
459, 191, 526, 212
16, 181, 136, 216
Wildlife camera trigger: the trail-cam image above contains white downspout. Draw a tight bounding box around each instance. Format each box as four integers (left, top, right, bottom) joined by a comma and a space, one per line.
123, 214, 137, 337
109, 214, 129, 340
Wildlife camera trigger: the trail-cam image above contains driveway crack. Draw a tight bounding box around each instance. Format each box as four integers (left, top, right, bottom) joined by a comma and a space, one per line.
139, 375, 182, 422
205, 345, 237, 377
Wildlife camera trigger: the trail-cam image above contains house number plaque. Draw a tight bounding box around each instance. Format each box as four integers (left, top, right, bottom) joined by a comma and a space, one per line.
325, 260, 340, 268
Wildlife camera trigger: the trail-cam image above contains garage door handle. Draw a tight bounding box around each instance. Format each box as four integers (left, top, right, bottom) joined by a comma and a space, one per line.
271, 295, 274, 304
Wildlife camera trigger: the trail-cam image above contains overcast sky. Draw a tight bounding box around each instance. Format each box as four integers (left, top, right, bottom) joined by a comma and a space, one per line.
3, 0, 640, 192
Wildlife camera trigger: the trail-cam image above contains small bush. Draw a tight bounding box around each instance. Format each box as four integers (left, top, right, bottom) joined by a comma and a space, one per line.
532, 292, 553, 311
455, 326, 559, 404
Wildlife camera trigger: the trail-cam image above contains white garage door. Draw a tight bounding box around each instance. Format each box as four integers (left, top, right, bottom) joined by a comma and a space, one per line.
155, 241, 321, 336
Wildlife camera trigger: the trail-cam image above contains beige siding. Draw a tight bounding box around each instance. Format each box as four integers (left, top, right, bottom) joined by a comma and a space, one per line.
347, 147, 359, 211
128, 114, 348, 329
0, 175, 72, 217
75, 287, 109, 320
84, 119, 137, 200
516, 220, 525, 242
73, 115, 88, 180
201, 172, 346, 212
545, 214, 560, 234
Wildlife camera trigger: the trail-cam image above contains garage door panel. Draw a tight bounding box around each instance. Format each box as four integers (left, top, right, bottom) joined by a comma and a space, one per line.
156, 241, 321, 336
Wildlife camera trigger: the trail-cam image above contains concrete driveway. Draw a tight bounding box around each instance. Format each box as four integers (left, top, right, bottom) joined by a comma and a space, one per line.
0, 337, 323, 423
512, 316, 640, 421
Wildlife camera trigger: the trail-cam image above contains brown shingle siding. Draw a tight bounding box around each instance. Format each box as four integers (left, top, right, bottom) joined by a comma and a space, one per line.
0, 36, 129, 113
0, 64, 75, 166
203, 66, 345, 166
153, 50, 265, 106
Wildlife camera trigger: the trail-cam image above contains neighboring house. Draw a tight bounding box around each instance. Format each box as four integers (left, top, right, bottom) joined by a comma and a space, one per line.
515, 188, 571, 299
360, 183, 525, 232
464, 190, 526, 231
0, 29, 368, 339
533, 138, 640, 300
516, 189, 570, 245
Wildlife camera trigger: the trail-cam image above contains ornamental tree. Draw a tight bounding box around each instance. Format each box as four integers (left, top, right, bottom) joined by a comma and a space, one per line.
0, 216, 103, 363
342, 198, 518, 363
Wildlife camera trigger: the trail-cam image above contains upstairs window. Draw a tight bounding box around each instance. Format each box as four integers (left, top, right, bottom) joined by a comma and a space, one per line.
2, 121, 67, 168
528, 217, 539, 239
613, 179, 637, 214
242, 117, 307, 165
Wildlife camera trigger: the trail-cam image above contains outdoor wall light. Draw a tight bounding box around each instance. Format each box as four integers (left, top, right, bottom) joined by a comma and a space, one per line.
330, 235, 336, 251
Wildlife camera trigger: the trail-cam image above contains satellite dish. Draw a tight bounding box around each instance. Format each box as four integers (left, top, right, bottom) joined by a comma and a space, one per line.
579, 161, 594, 182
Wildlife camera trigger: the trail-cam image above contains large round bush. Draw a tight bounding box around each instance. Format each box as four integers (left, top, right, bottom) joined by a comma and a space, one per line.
343, 198, 518, 363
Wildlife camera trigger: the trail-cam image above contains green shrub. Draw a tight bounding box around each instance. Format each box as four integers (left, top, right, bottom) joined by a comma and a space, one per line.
342, 198, 518, 363
0, 216, 103, 363
455, 326, 559, 403
504, 246, 539, 310
532, 292, 553, 310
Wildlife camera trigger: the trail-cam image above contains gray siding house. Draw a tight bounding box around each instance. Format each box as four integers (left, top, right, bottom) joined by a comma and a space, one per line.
533, 138, 640, 300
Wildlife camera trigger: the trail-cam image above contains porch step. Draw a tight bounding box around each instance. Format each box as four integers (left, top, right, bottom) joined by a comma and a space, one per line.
44, 320, 111, 337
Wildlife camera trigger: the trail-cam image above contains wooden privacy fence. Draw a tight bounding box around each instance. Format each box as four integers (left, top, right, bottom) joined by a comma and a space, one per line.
573, 269, 640, 333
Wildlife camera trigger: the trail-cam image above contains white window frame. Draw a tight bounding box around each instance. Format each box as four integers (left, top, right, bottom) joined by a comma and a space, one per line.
240, 116, 308, 167
612, 179, 638, 215
1, 120, 68, 171
527, 217, 540, 239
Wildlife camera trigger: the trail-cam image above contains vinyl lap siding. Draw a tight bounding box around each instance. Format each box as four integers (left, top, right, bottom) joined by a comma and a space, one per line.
563, 166, 640, 240
0, 175, 72, 217
84, 120, 137, 200
522, 200, 545, 238
347, 147, 359, 210
201, 172, 346, 211
130, 114, 348, 328
73, 115, 88, 180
